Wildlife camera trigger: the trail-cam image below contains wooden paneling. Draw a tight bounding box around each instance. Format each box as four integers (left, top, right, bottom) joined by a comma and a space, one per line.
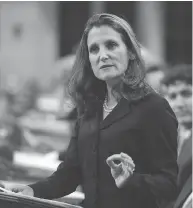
165, 2, 192, 64
58, 2, 89, 56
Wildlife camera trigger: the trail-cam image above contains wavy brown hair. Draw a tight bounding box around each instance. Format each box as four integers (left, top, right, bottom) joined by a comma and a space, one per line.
67, 13, 153, 118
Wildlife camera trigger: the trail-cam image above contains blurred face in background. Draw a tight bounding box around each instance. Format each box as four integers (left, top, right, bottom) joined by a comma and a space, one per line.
87, 25, 130, 83
165, 81, 192, 124
146, 70, 164, 92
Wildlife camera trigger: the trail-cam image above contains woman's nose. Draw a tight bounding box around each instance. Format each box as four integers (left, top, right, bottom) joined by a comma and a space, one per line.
99, 49, 109, 62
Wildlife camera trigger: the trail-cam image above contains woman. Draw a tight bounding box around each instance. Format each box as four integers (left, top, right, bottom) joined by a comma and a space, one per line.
3, 13, 178, 208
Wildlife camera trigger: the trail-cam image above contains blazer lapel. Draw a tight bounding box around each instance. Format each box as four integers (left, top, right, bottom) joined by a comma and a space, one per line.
100, 98, 131, 130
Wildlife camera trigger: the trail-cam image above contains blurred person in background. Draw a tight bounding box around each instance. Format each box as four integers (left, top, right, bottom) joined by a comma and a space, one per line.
0, 90, 24, 179
0, 90, 24, 160
145, 64, 166, 94
161, 64, 192, 208
161, 64, 192, 155
1, 13, 178, 208
13, 79, 40, 118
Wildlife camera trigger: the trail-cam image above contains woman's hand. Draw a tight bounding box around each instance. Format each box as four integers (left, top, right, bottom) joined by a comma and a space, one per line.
106, 152, 135, 188
0, 183, 34, 196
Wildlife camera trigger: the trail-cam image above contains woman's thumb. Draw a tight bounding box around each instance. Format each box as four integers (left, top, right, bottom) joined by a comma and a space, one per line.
106, 159, 118, 169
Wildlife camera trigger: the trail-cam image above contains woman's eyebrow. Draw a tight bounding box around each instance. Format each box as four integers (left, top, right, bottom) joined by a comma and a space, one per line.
105, 39, 118, 44
105, 38, 117, 42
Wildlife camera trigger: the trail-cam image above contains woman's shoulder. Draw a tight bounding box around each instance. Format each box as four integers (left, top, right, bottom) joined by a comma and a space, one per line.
138, 92, 177, 120
135, 92, 178, 128
139, 92, 169, 110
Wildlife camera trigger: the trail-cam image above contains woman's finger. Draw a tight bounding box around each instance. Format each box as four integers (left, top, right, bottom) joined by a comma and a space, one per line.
120, 153, 135, 167
127, 165, 134, 173
121, 152, 133, 162
107, 154, 125, 164
106, 159, 120, 169
107, 154, 135, 169
106, 154, 123, 170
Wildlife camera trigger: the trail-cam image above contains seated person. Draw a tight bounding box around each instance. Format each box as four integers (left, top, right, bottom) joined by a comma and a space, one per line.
161, 64, 192, 208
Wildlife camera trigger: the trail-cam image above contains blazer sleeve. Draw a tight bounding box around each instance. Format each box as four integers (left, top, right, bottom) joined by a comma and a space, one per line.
123, 97, 178, 207
29, 120, 82, 199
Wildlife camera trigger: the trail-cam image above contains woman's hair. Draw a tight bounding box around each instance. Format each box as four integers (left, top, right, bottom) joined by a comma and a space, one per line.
67, 13, 153, 118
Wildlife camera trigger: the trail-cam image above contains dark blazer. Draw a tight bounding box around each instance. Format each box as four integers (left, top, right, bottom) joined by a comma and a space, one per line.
30, 93, 178, 208
174, 136, 192, 208
165, 133, 192, 208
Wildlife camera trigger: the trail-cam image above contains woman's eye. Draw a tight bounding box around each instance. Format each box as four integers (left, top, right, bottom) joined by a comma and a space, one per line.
106, 41, 118, 50
89, 45, 99, 54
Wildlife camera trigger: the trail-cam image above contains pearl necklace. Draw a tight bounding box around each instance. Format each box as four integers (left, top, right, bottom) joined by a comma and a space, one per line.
103, 96, 117, 113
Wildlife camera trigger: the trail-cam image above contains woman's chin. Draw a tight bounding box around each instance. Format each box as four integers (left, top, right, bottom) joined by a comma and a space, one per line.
103, 78, 121, 87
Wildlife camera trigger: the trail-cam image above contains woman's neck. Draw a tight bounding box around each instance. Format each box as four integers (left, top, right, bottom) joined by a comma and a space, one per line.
103, 84, 118, 119
106, 85, 118, 105
105, 77, 121, 102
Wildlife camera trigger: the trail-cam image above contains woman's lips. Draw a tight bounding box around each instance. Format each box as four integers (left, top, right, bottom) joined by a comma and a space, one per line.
100, 65, 113, 69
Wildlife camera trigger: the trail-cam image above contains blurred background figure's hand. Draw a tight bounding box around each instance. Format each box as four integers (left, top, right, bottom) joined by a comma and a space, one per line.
0, 183, 34, 196
0, 182, 5, 192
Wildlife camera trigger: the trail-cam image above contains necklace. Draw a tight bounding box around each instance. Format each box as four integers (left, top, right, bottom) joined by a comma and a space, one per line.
103, 96, 117, 113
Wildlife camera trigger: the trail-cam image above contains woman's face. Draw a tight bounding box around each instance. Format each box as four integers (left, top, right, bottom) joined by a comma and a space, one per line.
87, 25, 130, 82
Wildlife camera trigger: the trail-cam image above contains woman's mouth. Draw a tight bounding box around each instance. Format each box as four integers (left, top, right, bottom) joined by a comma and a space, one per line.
100, 64, 113, 69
